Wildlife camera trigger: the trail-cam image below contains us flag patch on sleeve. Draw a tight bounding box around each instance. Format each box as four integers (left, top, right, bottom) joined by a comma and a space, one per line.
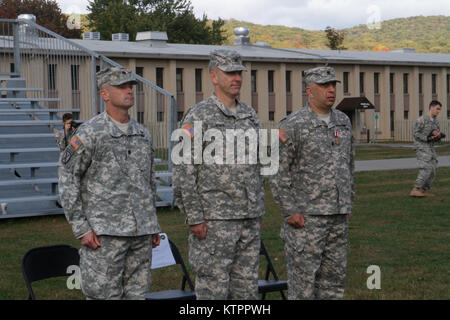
182, 123, 195, 139
279, 128, 290, 143
70, 135, 83, 151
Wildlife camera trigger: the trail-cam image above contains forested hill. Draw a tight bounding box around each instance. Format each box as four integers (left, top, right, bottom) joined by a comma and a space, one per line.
221, 15, 450, 54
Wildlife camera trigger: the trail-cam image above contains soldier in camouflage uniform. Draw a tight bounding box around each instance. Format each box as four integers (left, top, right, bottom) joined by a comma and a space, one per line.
55, 113, 76, 151
410, 100, 442, 197
270, 66, 355, 300
172, 49, 264, 300
58, 67, 161, 300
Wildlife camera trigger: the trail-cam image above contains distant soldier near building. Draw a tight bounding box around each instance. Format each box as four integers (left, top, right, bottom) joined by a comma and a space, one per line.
270, 66, 355, 300
410, 100, 443, 197
172, 49, 265, 300
58, 67, 161, 300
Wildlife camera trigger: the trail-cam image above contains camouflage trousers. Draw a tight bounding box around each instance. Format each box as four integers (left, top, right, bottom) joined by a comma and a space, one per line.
189, 218, 261, 300
79, 235, 152, 300
282, 214, 349, 300
414, 150, 437, 190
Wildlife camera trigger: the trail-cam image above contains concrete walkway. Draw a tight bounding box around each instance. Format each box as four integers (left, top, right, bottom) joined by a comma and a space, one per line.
355, 156, 450, 172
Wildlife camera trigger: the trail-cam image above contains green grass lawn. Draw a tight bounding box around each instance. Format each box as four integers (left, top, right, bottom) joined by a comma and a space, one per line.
355, 142, 450, 161
1, 166, 449, 300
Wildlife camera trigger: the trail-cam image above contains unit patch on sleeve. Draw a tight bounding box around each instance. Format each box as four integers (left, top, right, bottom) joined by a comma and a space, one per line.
279, 128, 290, 143
70, 135, 83, 151
182, 123, 195, 139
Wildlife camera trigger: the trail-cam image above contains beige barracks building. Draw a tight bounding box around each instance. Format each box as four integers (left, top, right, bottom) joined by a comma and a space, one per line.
72, 29, 450, 142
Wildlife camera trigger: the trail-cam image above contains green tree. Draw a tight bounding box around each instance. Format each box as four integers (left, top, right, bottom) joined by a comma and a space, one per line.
87, 0, 226, 44
324, 26, 346, 50
0, 0, 82, 38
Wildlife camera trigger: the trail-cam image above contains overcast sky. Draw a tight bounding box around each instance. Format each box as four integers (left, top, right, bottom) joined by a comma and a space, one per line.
57, 0, 450, 30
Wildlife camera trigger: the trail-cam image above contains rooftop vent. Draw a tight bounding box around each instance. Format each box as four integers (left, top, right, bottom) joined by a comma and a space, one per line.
112, 33, 129, 41
391, 48, 416, 53
83, 32, 101, 40
17, 14, 38, 37
254, 41, 271, 48
233, 27, 250, 46
135, 31, 168, 47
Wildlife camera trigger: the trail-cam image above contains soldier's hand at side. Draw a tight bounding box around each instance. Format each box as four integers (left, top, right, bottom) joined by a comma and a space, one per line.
81, 231, 101, 249
190, 222, 207, 239
151, 233, 161, 248
286, 213, 305, 229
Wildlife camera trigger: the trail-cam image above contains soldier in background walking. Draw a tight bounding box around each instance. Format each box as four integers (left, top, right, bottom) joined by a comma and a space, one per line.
172, 49, 265, 300
59, 67, 161, 299
410, 100, 443, 197
270, 66, 355, 299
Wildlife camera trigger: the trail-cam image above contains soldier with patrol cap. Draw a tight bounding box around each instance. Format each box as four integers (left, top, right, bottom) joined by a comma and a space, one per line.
58, 66, 161, 300
410, 100, 443, 197
270, 66, 355, 299
172, 49, 265, 299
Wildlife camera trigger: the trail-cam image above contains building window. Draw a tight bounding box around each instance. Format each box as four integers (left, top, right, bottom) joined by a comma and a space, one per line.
195, 69, 202, 92
269, 111, 275, 121
48, 64, 57, 90
419, 73, 423, 94
157, 111, 164, 122
359, 72, 365, 94
268, 70, 274, 93
156, 68, 164, 88
403, 73, 409, 94
447, 74, 450, 95
176, 68, 183, 92
343, 72, 349, 94
177, 112, 184, 122
432, 74, 437, 94
251, 70, 257, 93
70, 65, 79, 91
404, 111, 409, 120
286, 70, 291, 93
374, 72, 379, 94
389, 73, 395, 94
10, 63, 14, 73
135, 67, 144, 91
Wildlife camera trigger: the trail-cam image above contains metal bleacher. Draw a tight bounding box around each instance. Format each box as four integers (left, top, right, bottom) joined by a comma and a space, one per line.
0, 77, 174, 218
0, 17, 176, 219
0, 77, 67, 217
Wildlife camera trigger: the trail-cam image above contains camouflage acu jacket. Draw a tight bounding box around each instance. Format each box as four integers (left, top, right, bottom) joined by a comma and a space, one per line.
58, 112, 161, 238
172, 95, 265, 225
413, 114, 440, 151
270, 104, 355, 217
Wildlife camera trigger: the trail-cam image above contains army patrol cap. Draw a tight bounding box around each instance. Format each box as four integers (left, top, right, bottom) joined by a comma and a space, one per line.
97, 67, 138, 89
209, 49, 247, 72
303, 66, 341, 85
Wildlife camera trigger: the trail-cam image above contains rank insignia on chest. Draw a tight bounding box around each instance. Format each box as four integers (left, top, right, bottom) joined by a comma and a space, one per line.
279, 129, 290, 143
334, 130, 340, 145
182, 123, 195, 139
70, 135, 83, 151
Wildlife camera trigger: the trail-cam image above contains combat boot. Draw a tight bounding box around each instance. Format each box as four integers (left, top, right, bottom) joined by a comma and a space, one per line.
409, 188, 425, 197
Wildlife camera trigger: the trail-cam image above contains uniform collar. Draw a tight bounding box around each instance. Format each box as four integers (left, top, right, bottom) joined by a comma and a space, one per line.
305, 103, 345, 128
210, 94, 252, 119
102, 112, 144, 137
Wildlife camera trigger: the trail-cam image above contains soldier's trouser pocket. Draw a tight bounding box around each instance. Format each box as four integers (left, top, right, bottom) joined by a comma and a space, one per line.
79, 245, 110, 300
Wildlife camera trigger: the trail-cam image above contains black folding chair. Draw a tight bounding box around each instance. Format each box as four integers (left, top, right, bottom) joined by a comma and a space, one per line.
258, 240, 288, 300
145, 237, 196, 300
22, 244, 80, 300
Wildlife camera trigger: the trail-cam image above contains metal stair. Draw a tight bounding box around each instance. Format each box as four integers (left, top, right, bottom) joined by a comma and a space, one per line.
1, 17, 176, 218
0, 77, 65, 218
0, 77, 173, 218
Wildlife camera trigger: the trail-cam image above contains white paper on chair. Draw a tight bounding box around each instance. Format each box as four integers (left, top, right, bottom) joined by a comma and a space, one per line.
151, 233, 176, 269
